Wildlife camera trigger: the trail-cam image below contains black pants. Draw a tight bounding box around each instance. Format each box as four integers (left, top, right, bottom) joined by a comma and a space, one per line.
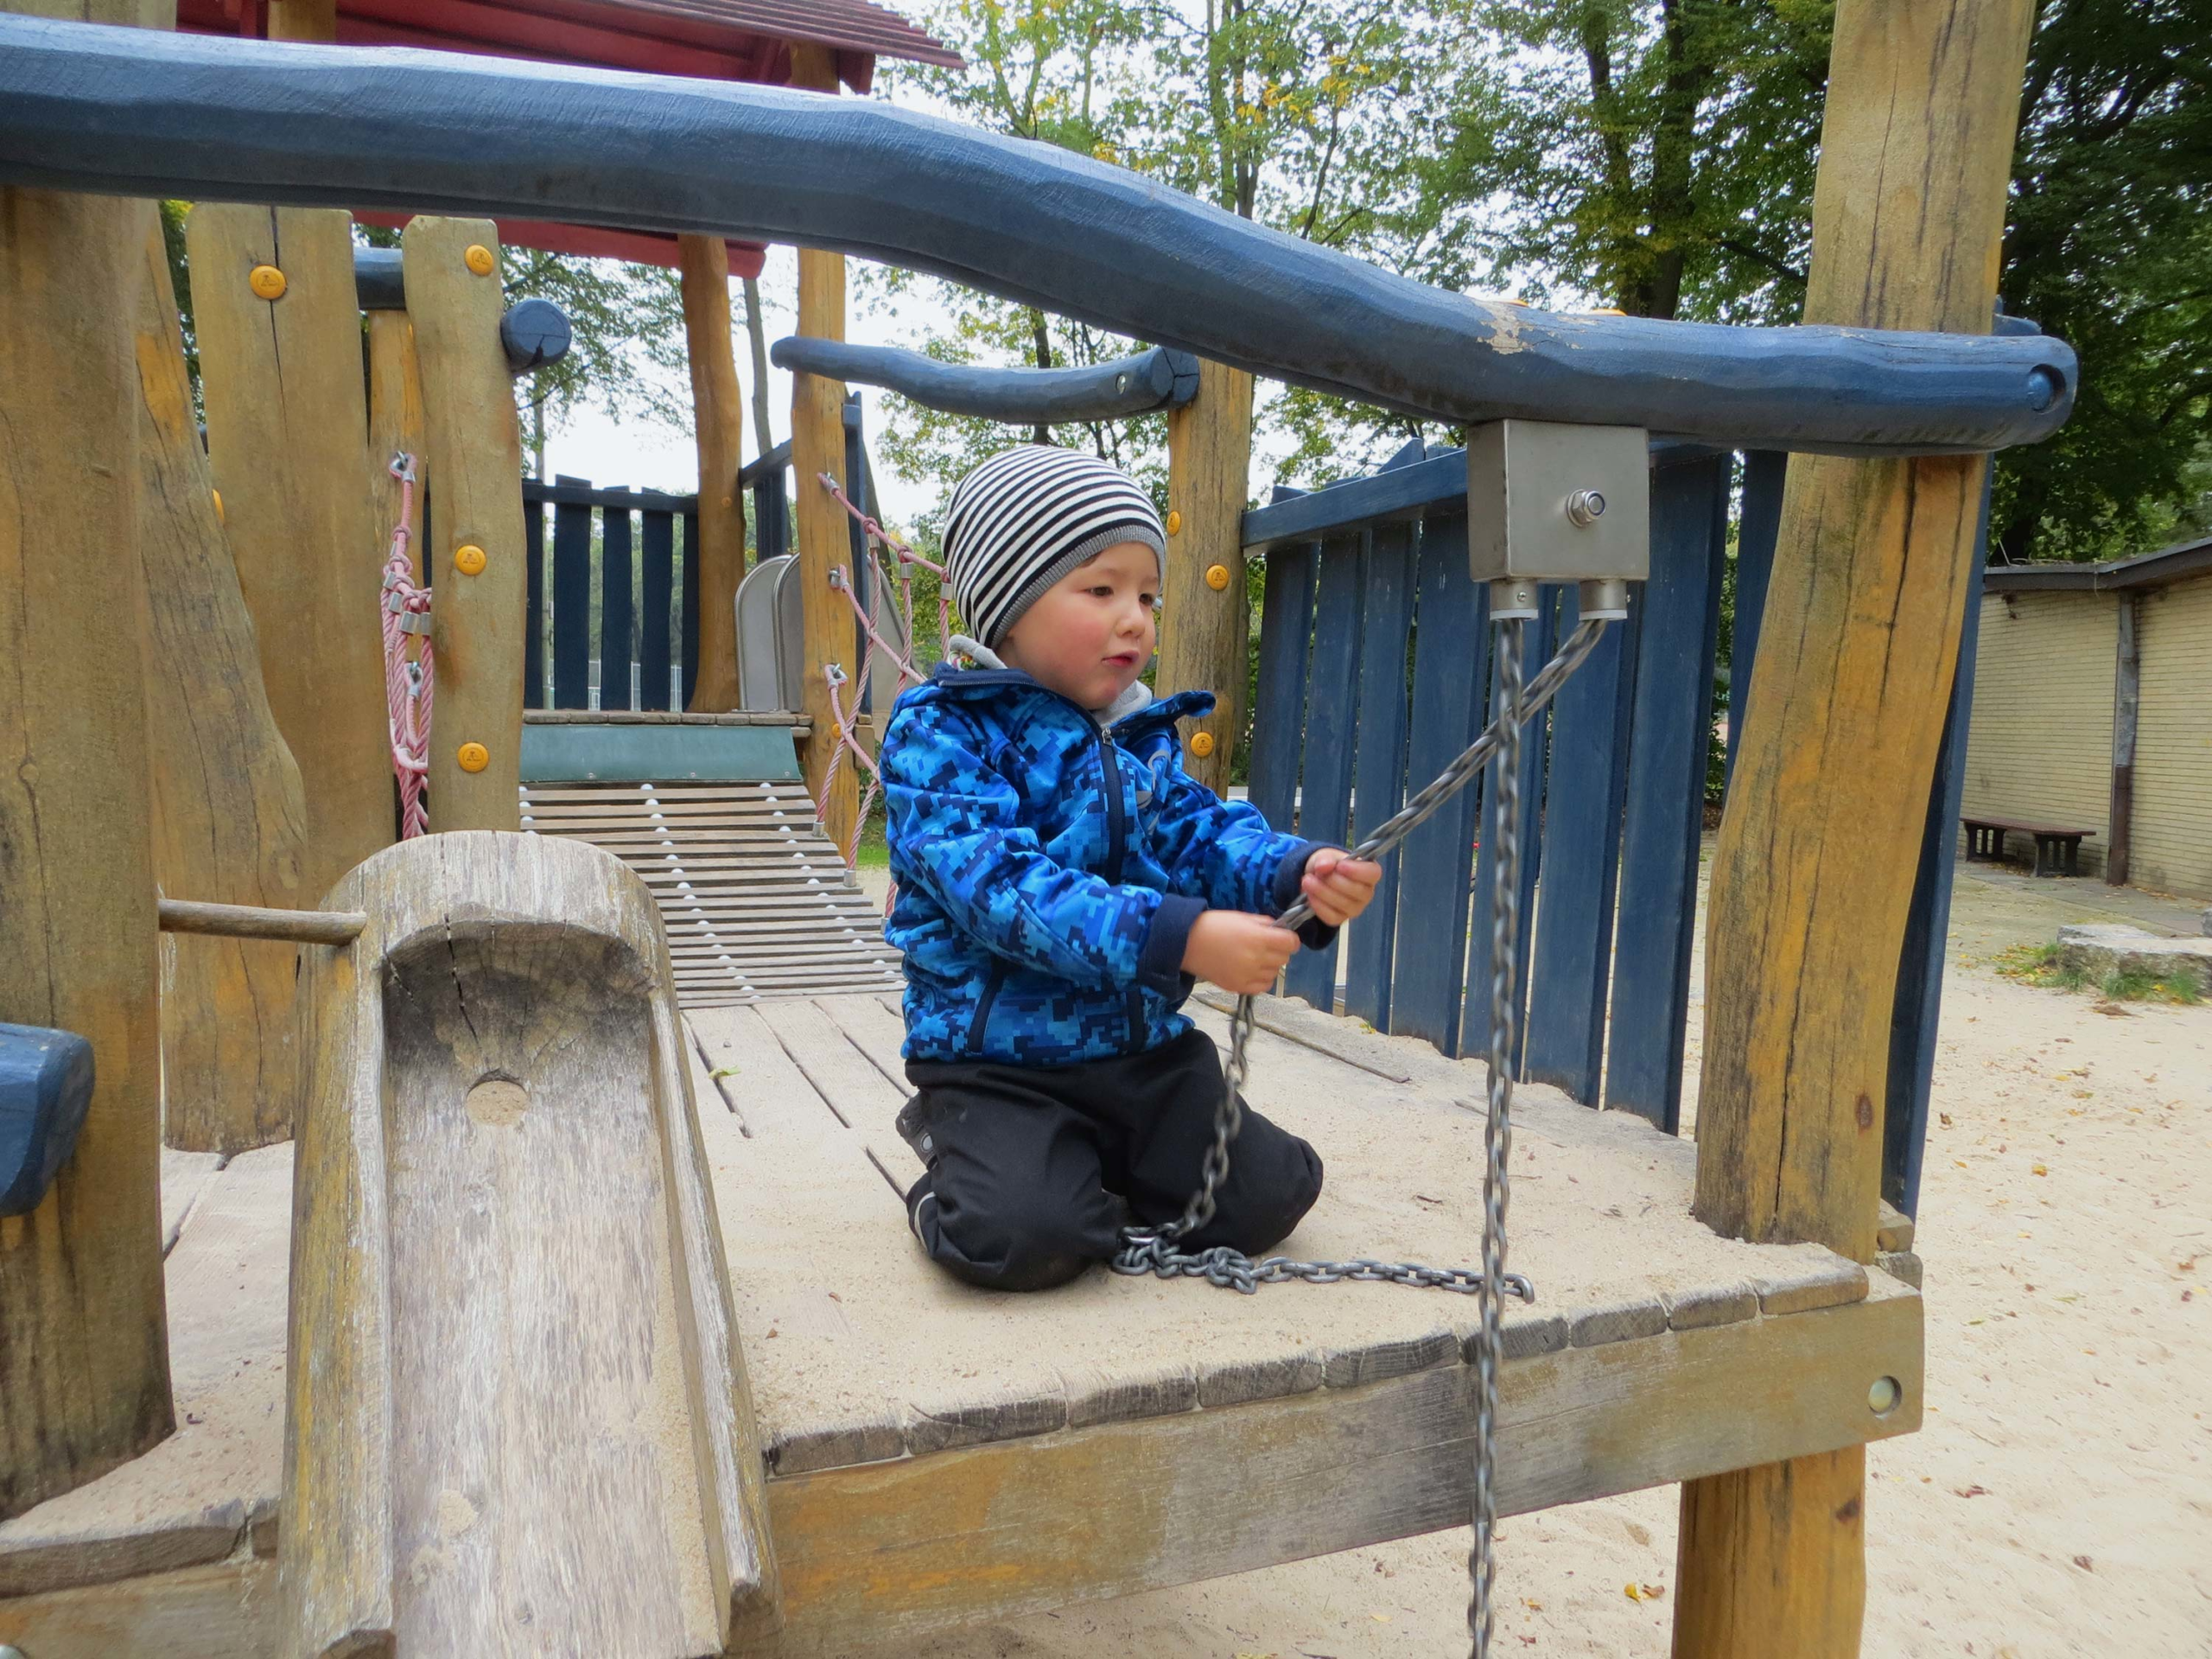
902, 1028, 1324, 1292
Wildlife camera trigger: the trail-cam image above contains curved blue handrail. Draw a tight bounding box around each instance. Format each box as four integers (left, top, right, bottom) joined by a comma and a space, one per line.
770, 338, 1198, 424
0, 16, 2073, 455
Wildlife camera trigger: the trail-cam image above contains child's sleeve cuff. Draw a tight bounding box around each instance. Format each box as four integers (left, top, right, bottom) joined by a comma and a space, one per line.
1138, 893, 1207, 995
1269, 842, 1340, 951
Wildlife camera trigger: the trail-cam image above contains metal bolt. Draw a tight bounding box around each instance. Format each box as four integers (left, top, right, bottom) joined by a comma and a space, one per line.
1565, 488, 1606, 528
1116, 372, 1129, 393
1867, 1375, 1901, 1415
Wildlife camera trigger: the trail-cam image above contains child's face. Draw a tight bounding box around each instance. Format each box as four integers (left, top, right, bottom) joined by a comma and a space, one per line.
995, 541, 1159, 710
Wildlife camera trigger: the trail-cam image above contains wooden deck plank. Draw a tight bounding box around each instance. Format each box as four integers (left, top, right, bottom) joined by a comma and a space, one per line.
749, 1000, 906, 1135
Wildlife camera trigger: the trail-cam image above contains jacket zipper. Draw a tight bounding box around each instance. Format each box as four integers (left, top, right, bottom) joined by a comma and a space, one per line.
966, 960, 1007, 1054
1096, 728, 1147, 1052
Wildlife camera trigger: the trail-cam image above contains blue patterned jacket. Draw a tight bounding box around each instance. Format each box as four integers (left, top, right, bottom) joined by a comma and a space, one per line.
880, 666, 1329, 1065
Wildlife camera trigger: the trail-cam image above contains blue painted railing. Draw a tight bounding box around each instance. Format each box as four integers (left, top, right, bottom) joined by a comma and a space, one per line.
1243, 444, 1974, 1213
521, 477, 701, 712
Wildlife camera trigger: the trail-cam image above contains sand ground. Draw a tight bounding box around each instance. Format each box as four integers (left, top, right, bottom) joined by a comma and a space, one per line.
858, 861, 2212, 1659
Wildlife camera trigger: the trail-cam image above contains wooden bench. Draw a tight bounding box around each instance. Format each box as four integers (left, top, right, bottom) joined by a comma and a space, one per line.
1961, 815, 2094, 878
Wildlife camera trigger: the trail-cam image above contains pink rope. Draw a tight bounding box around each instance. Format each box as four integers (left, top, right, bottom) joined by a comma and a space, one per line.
380, 454, 433, 839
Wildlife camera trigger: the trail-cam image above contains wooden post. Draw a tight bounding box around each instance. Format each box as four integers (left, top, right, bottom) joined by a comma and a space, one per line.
1675, 2, 2036, 1653
188, 203, 391, 898
131, 206, 315, 1154
787, 44, 859, 854
680, 232, 749, 712
0, 83, 172, 1520
2106, 594, 2138, 887
1160, 359, 1255, 796
404, 216, 528, 833
264, 0, 334, 38
366, 308, 427, 552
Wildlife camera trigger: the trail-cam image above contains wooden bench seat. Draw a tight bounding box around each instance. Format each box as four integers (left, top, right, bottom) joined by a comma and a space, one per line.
1961, 814, 2094, 877
0, 995, 1923, 1658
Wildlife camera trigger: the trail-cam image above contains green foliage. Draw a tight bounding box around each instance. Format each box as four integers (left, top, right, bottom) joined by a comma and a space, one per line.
1993, 0, 2212, 563
1433, 0, 1831, 322
498, 245, 693, 474
1995, 940, 2203, 1003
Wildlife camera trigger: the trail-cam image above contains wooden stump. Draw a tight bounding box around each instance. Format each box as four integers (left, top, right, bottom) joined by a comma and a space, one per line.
188, 202, 391, 897
404, 216, 527, 833
0, 175, 172, 1521
1676, 1, 2036, 1652
130, 205, 314, 1154
681, 232, 749, 714
284, 832, 774, 1655
1160, 359, 1255, 797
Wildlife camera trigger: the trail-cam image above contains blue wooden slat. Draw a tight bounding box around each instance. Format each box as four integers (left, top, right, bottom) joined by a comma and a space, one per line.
1464, 596, 1553, 1071
1245, 542, 1318, 830
1341, 520, 1417, 1027
639, 509, 675, 712
1725, 449, 1786, 787
1885, 472, 1995, 1216
682, 507, 702, 709
1605, 455, 1731, 1130
550, 488, 593, 709
1523, 582, 1634, 1104
601, 504, 634, 711
1280, 532, 1364, 1013
523, 495, 545, 709
1389, 511, 1489, 1055
519, 722, 801, 785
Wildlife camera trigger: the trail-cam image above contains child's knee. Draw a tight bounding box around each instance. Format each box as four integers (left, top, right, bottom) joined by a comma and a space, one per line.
913, 1177, 1114, 1292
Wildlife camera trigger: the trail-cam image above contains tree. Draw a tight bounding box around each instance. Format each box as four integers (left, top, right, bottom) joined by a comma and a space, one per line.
1992, 0, 2212, 563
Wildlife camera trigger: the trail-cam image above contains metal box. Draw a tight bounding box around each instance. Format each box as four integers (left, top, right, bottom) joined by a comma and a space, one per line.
1465, 420, 1650, 584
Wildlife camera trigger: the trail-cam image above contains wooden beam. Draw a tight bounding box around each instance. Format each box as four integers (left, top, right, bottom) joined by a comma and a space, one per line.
786, 44, 858, 854
1676, 2, 2037, 1653
5, 22, 2077, 458
0, 6, 171, 1521
680, 232, 748, 713
1159, 359, 1255, 795
404, 216, 527, 832
156, 899, 365, 947
129, 207, 314, 1155
263, 0, 334, 40
187, 202, 391, 897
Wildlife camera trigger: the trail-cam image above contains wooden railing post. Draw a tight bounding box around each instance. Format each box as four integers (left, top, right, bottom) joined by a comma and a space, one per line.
680, 232, 748, 712
787, 44, 859, 855
132, 206, 315, 1154
0, 0, 173, 1519
405, 215, 528, 832
1160, 359, 1255, 797
188, 201, 391, 896
1674, 2, 2037, 1653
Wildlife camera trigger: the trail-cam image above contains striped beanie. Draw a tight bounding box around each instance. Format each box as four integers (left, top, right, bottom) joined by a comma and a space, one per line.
942, 445, 1167, 648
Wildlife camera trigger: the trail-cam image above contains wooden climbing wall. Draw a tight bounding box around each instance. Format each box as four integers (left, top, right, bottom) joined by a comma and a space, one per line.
519, 779, 900, 1007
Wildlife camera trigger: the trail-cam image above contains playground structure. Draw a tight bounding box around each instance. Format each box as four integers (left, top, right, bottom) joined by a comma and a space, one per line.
0, 3, 2057, 1656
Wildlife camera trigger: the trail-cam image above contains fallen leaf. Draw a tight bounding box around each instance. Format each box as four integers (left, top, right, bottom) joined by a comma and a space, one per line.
1370, 1613, 1392, 1624
2032, 1164, 2048, 1176
1522, 1599, 1543, 1611
2073, 1555, 2094, 1571
1641, 1584, 1667, 1600
1940, 1113, 1955, 1127
2093, 1001, 2133, 1017
1955, 1484, 1989, 1498
1624, 1584, 1642, 1603
710, 1065, 741, 1078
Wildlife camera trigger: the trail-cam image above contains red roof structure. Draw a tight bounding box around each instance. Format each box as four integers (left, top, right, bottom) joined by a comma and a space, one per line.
176, 0, 963, 274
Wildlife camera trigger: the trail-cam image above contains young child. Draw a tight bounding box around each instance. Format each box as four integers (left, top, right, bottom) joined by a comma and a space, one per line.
880, 444, 1382, 1292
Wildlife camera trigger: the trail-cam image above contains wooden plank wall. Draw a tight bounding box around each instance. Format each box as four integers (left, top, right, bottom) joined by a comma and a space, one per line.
1252, 450, 1729, 1120
521, 479, 699, 713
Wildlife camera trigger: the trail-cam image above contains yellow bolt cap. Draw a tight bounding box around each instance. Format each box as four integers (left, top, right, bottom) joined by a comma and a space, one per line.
464, 244, 496, 276
457, 741, 490, 773
1205, 563, 1231, 592
248, 264, 287, 301
1189, 731, 1217, 759
454, 543, 488, 576
1165, 509, 1183, 537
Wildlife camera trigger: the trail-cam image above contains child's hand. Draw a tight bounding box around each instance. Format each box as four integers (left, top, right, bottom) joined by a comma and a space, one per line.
1301, 849, 1382, 927
1182, 910, 1299, 995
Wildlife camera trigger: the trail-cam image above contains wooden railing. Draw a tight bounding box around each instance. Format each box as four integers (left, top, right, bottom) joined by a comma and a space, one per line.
521, 476, 700, 712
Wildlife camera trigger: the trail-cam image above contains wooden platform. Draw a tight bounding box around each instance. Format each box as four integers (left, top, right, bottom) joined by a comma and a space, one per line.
0, 995, 1923, 1657
520, 778, 901, 1007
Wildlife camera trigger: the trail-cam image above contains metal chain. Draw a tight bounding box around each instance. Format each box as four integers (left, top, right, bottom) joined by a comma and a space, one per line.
1468, 617, 1527, 1659
1110, 613, 1607, 1297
